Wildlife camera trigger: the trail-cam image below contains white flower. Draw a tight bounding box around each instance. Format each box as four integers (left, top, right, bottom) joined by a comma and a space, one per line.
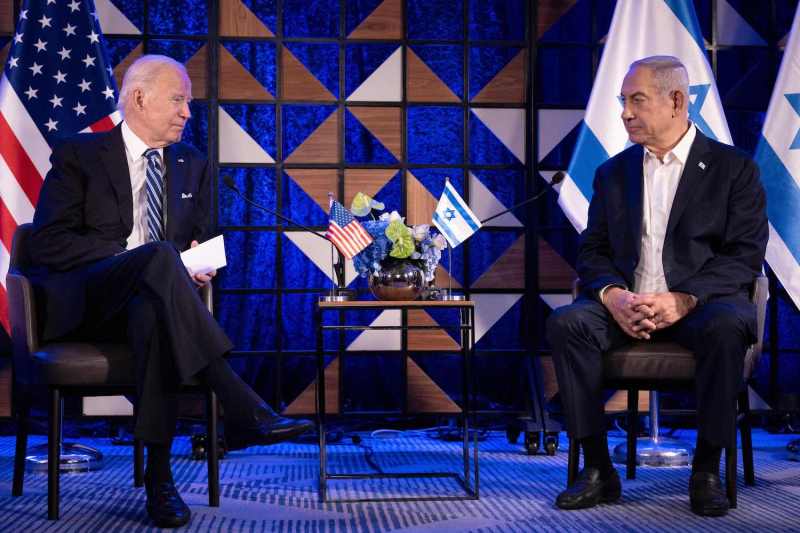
433, 234, 447, 250
388, 210, 403, 222
412, 224, 430, 241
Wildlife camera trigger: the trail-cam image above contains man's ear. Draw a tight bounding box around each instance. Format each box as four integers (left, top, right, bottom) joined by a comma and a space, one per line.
134, 88, 145, 110
673, 90, 686, 114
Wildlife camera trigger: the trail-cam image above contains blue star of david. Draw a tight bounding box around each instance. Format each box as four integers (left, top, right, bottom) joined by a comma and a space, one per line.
445, 208, 456, 221
785, 93, 800, 150
688, 84, 718, 141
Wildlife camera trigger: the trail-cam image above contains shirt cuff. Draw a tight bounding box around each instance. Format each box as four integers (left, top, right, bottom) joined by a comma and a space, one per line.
598, 284, 627, 304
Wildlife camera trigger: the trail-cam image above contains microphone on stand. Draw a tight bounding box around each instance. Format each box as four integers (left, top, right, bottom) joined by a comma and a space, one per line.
221, 175, 347, 291
479, 171, 565, 224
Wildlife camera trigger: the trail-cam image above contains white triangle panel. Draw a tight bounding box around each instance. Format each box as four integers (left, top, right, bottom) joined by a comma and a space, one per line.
284, 232, 358, 286
468, 172, 522, 227
95, 0, 141, 35
347, 310, 401, 351
540, 293, 572, 310
537, 109, 584, 162
471, 108, 525, 163
471, 293, 522, 344
716, 0, 767, 46
83, 396, 133, 416
218, 107, 275, 164
347, 47, 402, 102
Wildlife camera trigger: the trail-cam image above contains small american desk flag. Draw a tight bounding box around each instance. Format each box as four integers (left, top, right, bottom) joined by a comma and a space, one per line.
327, 199, 373, 259
0, 0, 120, 332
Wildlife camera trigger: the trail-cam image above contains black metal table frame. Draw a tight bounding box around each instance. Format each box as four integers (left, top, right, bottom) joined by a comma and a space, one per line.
314, 300, 479, 503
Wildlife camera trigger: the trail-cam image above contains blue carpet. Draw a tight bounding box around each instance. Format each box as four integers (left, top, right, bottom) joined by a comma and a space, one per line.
0, 429, 798, 531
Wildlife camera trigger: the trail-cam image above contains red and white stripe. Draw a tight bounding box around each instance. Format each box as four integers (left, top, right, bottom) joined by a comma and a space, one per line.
0, 76, 120, 332
327, 220, 372, 259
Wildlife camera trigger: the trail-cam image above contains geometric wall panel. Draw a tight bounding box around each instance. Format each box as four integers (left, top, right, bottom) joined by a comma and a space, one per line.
343, 169, 399, 208
472, 49, 526, 103
537, 108, 585, 162
468, 171, 522, 228
149, 0, 208, 35
469, 0, 525, 41
95, 0, 141, 35
347, 106, 402, 160
346, 45, 402, 102
471, 293, 523, 344
716, 0, 766, 46
219, 43, 275, 100
219, 0, 275, 37
347, 0, 403, 39
407, 45, 462, 102
218, 107, 275, 164
407, 0, 464, 39
471, 107, 526, 164
110, 42, 143, 91
283, 106, 339, 163
284, 0, 339, 37
282, 44, 338, 101
472, 235, 524, 289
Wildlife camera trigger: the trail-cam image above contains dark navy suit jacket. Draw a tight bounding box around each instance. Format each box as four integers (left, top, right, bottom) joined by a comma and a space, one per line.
28, 124, 212, 340
576, 130, 768, 307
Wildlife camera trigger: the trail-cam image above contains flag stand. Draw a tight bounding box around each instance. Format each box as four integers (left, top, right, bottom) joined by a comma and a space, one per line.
320, 243, 351, 302
438, 243, 464, 301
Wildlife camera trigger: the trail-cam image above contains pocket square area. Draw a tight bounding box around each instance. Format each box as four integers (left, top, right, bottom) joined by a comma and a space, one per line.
181, 192, 193, 199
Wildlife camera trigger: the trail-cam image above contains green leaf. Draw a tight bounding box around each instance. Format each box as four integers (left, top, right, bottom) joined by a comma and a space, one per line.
386, 220, 414, 258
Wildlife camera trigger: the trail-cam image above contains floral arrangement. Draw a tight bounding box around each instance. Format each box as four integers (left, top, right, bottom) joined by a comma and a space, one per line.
349, 192, 447, 283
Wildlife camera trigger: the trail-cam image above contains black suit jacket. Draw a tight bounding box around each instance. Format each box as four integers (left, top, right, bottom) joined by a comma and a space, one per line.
577, 130, 768, 306
28, 124, 212, 340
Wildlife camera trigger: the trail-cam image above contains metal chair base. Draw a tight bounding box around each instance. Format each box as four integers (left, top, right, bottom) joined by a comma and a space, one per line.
26, 442, 104, 473
613, 437, 694, 467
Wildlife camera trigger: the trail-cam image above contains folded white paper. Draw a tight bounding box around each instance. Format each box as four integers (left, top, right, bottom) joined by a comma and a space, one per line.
180, 235, 227, 275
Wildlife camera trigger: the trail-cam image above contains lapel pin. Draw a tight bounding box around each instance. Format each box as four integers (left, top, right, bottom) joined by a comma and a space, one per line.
698, 161, 706, 170
177, 158, 185, 163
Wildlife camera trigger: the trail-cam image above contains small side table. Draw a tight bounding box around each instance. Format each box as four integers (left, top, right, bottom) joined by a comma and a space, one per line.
315, 299, 478, 503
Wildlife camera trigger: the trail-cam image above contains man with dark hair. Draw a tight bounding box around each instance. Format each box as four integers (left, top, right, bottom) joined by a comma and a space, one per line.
28, 54, 312, 528
547, 56, 767, 517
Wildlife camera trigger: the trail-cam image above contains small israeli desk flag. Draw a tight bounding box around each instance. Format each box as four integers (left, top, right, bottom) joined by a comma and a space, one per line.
432, 181, 482, 248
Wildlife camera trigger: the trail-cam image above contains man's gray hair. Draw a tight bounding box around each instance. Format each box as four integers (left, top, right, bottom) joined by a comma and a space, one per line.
629, 55, 689, 97
117, 54, 188, 113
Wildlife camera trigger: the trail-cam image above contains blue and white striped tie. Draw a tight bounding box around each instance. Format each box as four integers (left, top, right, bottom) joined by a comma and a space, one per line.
144, 149, 165, 242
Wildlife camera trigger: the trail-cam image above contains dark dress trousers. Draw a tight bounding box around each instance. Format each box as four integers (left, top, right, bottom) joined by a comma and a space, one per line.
547, 130, 768, 448
28, 125, 233, 443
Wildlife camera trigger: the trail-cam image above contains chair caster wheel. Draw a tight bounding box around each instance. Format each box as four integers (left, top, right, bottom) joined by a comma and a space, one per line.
506, 426, 521, 444
524, 431, 541, 455
544, 433, 559, 455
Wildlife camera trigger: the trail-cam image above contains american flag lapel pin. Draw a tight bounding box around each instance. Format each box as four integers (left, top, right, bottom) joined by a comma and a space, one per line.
178, 158, 185, 163
698, 161, 706, 170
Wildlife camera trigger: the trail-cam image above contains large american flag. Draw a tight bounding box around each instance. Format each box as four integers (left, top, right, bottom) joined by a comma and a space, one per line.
327, 199, 372, 259
0, 0, 120, 332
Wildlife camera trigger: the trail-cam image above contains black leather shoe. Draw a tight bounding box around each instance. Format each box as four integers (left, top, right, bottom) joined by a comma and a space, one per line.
144, 474, 191, 528
555, 468, 621, 510
689, 472, 729, 517
226, 410, 314, 451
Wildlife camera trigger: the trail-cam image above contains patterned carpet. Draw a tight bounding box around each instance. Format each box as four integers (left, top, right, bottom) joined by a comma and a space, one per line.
0, 428, 798, 532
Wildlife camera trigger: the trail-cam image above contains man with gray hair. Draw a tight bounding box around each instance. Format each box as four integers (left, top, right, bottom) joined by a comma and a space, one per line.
547, 56, 767, 516
28, 54, 312, 528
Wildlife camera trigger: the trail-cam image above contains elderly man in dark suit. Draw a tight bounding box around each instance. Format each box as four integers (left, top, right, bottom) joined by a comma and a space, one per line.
28, 55, 312, 528
547, 56, 767, 517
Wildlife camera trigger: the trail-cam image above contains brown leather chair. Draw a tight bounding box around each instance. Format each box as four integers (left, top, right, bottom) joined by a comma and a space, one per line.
566, 275, 768, 509
7, 223, 220, 520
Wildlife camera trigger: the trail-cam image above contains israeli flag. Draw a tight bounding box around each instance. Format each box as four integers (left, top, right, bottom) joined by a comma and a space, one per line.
563, 0, 731, 231
432, 181, 482, 248
754, 5, 800, 310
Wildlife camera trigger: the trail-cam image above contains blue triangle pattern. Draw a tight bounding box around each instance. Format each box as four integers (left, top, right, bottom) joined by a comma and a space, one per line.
109, 0, 145, 29
467, 230, 520, 285
475, 296, 523, 350
345, 0, 385, 35
105, 38, 140, 69
282, 105, 337, 158
345, 109, 398, 164
284, 42, 339, 97
470, 111, 520, 165
220, 104, 276, 158
281, 171, 329, 227
469, 46, 522, 100
241, 0, 277, 33
539, 119, 582, 169
283, 0, 339, 37
345, 43, 398, 97
282, 234, 333, 289
471, 168, 525, 221
539, 0, 591, 44
223, 41, 277, 96
410, 44, 463, 99
146, 39, 204, 63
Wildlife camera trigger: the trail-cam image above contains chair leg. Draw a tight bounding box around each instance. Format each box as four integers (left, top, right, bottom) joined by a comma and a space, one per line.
726, 444, 737, 509
207, 390, 220, 507
567, 437, 579, 487
626, 388, 638, 480
133, 438, 144, 487
738, 390, 755, 486
48, 387, 61, 520
12, 391, 30, 497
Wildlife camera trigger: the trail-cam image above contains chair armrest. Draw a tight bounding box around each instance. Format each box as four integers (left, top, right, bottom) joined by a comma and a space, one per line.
744, 274, 769, 380
200, 282, 213, 314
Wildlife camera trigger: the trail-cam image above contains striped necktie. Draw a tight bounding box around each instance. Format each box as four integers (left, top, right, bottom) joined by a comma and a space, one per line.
144, 149, 165, 242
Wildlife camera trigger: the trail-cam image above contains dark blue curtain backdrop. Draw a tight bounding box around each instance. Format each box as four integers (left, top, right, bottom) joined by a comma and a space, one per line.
2, 0, 794, 418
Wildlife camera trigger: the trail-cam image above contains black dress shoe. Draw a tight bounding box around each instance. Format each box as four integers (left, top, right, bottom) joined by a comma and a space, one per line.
555, 468, 621, 510
226, 412, 314, 451
689, 472, 729, 517
144, 474, 191, 528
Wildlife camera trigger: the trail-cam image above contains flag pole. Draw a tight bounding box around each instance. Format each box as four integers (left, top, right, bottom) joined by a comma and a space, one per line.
438, 177, 464, 301
320, 192, 351, 302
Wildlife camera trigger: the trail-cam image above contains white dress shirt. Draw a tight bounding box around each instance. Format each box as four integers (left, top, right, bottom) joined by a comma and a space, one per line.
121, 121, 165, 250
632, 123, 697, 294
